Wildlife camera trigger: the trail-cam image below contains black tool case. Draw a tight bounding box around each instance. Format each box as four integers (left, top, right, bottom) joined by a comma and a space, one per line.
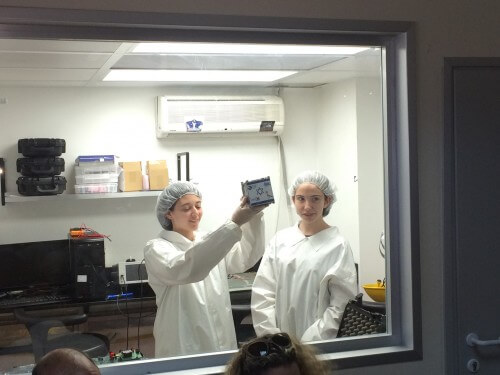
16, 157, 65, 177
18, 138, 66, 157
16, 176, 67, 196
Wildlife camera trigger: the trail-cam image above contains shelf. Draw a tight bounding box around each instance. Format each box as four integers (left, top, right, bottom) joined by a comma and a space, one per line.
3, 191, 161, 203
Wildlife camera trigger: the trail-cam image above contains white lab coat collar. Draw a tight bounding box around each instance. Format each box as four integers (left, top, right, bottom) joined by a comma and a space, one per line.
159, 229, 202, 250
284, 224, 307, 247
286, 223, 340, 252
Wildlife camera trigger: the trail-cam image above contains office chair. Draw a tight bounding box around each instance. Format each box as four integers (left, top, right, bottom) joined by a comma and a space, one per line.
337, 293, 386, 338
14, 306, 110, 362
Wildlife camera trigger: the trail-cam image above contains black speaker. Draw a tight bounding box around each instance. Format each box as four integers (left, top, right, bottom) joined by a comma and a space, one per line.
69, 238, 107, 300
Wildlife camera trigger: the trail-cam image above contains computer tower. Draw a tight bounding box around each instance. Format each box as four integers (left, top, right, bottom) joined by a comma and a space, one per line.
69, 238, 107, 300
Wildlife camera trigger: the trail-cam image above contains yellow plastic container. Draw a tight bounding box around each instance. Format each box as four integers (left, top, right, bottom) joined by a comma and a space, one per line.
362, 281, 386, 302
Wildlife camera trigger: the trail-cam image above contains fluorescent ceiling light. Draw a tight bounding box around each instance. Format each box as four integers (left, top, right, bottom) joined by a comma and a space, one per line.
104, 69, 297, 82
133, 42, 370, 55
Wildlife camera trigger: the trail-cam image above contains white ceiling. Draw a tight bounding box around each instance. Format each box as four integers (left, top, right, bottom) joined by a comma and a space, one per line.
0, 39, 382, 88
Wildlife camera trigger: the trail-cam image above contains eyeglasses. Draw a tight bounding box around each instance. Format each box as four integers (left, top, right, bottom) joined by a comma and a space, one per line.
244, 332, 294, 358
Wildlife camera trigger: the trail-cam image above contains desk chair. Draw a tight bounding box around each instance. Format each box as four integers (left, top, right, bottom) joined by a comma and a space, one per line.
337, 294, 386, 338
14, 307, 110, 362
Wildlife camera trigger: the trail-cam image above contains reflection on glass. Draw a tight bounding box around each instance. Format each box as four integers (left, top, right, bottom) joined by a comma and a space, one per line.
0, 37, 386, 366
130, 41, 386, 357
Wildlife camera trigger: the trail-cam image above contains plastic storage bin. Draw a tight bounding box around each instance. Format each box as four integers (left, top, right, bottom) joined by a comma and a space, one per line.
74, 164, 120, 175
75, 155, 117, 165
74, 183, 118, 194
75, 173, 119, 185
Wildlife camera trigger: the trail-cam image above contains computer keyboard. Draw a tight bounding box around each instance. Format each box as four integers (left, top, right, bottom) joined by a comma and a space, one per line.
0, 294, 72, 308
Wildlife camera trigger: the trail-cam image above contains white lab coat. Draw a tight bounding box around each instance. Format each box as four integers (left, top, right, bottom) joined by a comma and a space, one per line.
144, 213, 265, 358
251, 224, 357, 342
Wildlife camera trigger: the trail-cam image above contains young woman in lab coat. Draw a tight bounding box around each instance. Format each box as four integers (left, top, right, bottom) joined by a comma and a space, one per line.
144, 181, 266, 358
251, 171, 357, 342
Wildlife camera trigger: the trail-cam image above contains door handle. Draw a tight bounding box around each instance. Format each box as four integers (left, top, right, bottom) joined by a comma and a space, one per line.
466, 333, 500, 347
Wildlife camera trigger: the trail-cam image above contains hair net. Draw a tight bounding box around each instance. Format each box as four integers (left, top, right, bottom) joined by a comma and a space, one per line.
288, 170, 337, 216
156, 181, 202, 230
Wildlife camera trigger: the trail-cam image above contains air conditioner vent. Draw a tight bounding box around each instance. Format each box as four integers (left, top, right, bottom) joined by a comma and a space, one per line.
156, 95, 284, 137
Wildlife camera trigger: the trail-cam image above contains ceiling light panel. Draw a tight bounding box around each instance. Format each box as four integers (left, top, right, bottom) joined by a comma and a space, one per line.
112, 55, 345, 71
133, 42, 370, 55
103, 70, 297, 82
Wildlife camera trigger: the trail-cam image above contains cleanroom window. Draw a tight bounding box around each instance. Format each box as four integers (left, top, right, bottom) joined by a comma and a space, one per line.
0, 8, 419, 374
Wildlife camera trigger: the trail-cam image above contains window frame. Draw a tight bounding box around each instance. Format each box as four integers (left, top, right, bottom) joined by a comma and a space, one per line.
0, 7, 420, 373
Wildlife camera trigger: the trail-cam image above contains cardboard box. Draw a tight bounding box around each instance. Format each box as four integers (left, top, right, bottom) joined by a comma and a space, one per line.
147, 160, 169, 190
119, 161, 143, 192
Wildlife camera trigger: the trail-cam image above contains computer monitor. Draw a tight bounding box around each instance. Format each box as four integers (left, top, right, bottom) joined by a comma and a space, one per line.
0, 239, 71, 293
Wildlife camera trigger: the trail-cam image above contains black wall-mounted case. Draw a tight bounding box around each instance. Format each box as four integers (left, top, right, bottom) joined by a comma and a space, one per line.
18, 138, 66, 157
17, 157, 65, 177
16, 176, 67, 196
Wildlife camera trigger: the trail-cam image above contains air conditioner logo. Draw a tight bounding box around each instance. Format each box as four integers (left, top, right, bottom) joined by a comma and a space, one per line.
185, 118, 203, 132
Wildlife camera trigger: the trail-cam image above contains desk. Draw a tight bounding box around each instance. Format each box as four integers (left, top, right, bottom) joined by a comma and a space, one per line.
228, 272, 255, 292
0, 296, 157, 330
0, 273, 256, 360
228, 272, 255, 309
228, 273, 255, 344
1, 271, 254, 321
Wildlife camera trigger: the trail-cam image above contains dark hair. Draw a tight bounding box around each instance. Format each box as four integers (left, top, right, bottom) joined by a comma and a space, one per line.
165, 200, 178, 230
225, 333, 330, 375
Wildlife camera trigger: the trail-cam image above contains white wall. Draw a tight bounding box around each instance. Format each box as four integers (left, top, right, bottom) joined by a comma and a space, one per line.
278, 88, 320, 224
355, 77, 386, 291
0, 81, 383, 274
0, 86, 285, 265
280, 80, 385, 291
316, 80, 360, 263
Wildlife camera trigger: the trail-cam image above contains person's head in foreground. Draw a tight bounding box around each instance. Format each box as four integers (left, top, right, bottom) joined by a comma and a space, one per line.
225, 332, 330, 375
32, 348, 100, 375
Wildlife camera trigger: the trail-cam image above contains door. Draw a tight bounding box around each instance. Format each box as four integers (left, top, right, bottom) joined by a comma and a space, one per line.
444, 59, 500, 374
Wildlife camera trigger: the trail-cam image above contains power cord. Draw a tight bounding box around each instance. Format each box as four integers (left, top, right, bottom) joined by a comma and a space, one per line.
137, 259, 146, 350
115, 265, 155, 352
115, 279, 131, 349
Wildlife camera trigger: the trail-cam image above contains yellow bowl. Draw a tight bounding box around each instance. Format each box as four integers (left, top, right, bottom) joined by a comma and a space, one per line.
362, 283, 386, 302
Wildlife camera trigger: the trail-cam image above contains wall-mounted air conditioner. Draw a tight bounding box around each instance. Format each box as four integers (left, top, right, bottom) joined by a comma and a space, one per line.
156, 95, 284, 138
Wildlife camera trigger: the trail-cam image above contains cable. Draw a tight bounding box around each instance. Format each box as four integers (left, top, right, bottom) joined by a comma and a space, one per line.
120, 283, 130, 349
275, 136, 282, 235
90, 262, 111, 288
136, 259, 146, 349
277, 135, 293, 226
113, 293, 156, 320
115, 269, 155, 351
115, 277, 131, 349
